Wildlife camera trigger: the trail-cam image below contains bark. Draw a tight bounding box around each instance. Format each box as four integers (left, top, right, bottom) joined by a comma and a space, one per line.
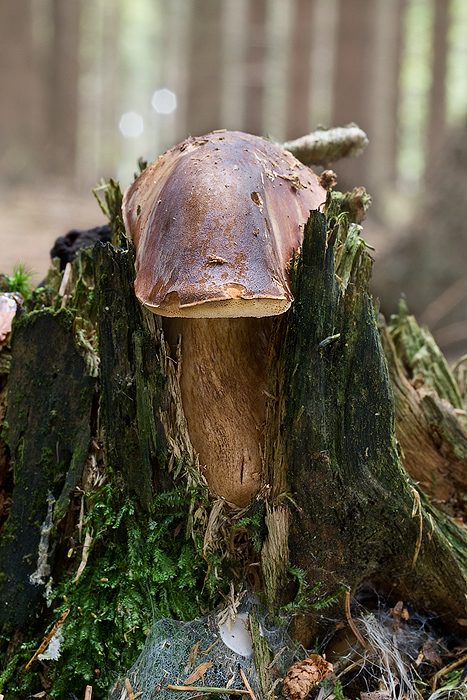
0, 309, 94, 628
2, 185, 467, 696
380, 320, 467, 503
262, 205, 467, 644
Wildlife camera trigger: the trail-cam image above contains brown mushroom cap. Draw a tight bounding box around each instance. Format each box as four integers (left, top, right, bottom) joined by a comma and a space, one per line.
123, 130, 326, 318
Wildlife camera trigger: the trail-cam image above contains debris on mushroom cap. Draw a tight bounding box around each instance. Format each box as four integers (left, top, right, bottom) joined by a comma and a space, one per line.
123, 130, 327, 318
0, 292, 23, 346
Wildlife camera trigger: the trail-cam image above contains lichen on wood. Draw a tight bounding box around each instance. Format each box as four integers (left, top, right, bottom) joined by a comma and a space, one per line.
281, 124, 369, 167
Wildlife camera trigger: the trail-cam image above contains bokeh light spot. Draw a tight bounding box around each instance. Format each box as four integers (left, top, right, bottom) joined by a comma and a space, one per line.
119, 111, 144, 138
151, 88, 177, 115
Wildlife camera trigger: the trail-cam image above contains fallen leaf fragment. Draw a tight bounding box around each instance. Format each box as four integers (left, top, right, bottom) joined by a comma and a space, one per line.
282, 654, 333, 700
183, 661, 216, 685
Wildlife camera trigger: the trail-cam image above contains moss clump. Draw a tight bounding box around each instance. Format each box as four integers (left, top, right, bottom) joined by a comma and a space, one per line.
0, 484, 222, 699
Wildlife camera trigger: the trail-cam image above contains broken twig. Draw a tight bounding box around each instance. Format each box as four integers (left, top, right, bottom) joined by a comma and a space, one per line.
25, 608, 70, 670
281, 125, 368, 167
125, 678, 135, 700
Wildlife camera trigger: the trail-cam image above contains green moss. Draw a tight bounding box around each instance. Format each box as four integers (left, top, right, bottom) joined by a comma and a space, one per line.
12, 307, 75, 335
2, 484, 223, 699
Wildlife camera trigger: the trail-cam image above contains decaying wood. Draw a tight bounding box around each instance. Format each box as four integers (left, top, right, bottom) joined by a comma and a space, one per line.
2, 179, 467, 696
380, 315, 467, 502
262, 207, 467, 642
0, 308, 94, 628
281, 124, 369, 166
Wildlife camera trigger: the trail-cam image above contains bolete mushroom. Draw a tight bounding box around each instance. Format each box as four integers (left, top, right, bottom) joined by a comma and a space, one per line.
122, 130, 326, 507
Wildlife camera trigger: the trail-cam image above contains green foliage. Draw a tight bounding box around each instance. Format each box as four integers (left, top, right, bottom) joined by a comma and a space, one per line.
50, 486, 217, 697
6, 262, 35, 299
231, 499, 267, 553
333, 678, 350, 700
281, 568, 345, 613
2, 484, 220, 700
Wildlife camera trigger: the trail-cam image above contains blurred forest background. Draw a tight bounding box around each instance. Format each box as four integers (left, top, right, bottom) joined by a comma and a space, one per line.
1, 0, 467, 357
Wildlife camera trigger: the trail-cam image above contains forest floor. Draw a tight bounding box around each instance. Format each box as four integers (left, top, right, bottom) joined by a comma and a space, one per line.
0, 185, 107, 282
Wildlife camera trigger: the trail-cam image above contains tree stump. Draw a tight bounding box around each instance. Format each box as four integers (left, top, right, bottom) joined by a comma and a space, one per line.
1, 184, 467, 698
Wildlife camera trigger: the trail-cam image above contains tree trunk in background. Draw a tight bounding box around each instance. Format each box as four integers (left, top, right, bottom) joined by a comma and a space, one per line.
373, 124, 467, 358
48, 0, 81, 178
0, 0, 40, 182
332, 0, 374, 192
160, 0, 194, 148
368, 0, 405, 207
244, 0, 268, 135
285, 0, 314, 140
186, 0, 223, 136
426, 0, 449, 172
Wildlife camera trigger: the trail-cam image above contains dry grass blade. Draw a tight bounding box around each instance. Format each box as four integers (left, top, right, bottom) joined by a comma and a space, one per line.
168, 685, 249, 694
410, 487, 423, 569
344, 591, 367, 648
75, 528, 93, 582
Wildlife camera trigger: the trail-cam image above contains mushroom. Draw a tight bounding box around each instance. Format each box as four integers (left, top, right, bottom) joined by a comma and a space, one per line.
122, 130, 326, 507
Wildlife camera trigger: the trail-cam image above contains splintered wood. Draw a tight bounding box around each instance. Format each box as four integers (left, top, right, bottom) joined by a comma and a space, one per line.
282, 654, 333, 700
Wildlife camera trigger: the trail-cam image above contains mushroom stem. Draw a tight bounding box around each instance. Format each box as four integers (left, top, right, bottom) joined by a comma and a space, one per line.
164, 317, 271, 507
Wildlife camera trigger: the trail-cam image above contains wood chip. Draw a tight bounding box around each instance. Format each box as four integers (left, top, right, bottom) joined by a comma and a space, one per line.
240, 667, 258, 700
